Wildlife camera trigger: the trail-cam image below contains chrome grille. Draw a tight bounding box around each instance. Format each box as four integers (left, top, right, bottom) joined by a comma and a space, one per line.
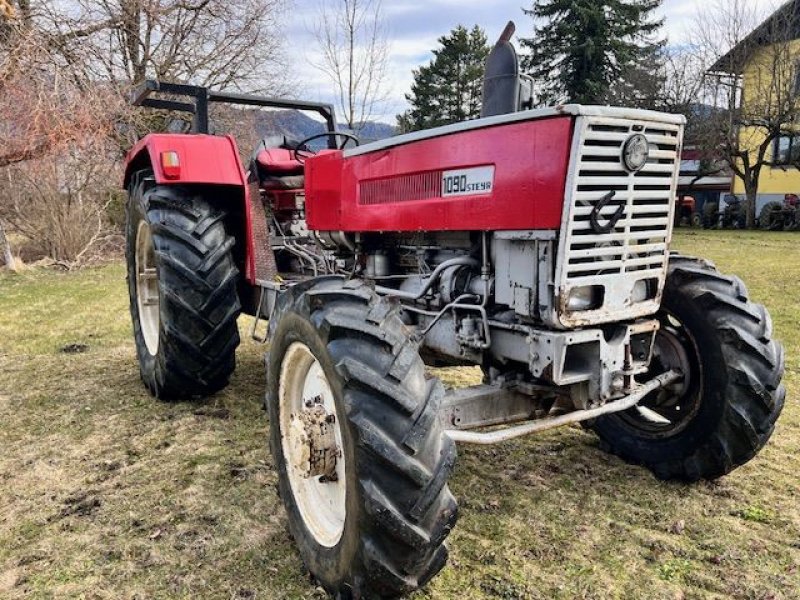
556, 114, 683, 326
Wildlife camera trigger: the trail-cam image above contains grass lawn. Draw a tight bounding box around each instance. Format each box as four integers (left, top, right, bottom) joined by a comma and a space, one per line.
0, 229, 798, 599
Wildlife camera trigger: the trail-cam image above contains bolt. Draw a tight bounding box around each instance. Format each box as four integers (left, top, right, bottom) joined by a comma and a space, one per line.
611, 374, 625, 392
325, 414, 336, 424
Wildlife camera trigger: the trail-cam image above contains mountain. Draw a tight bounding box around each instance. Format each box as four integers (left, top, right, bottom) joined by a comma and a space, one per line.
254, 110, 396, 145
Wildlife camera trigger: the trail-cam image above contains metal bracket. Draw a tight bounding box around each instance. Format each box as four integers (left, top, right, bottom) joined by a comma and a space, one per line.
250, 282, 281, 343
250, 286, 270, 343
438, 384, 540, 430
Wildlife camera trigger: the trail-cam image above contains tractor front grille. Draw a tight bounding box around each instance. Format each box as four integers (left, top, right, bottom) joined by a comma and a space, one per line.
555, 113, 683, 327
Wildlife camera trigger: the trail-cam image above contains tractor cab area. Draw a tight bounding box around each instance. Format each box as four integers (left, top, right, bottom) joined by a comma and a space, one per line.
251, 136, 307, 190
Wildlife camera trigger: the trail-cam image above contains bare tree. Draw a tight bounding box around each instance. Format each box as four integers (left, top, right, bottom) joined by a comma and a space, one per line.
659, 47, 707, 115
35, 0, 289, 94
0, 31, 118, 168
312, 0, 389, 132
0, 30, 125, 265
696, 0, 799, 228
0, 0, 292, 265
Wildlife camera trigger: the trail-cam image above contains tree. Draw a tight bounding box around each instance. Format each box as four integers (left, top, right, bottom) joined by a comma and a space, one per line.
604, 44, 665, 109
658, 47, 707, 116
312, 0, 389, 133
0, 30, 124, 264
0, 0, 291, 264
397, 25, 490, 133
37, 0, 288, 93
695, 0, 797, 228
520, 0, 664, 105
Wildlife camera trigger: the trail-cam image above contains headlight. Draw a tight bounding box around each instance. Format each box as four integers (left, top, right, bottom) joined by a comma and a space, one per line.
566, 285, 604, 311
631, 278, 657, 304
622, 133, 650, 172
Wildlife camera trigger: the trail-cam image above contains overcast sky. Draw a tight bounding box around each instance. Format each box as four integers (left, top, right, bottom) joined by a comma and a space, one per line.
285, 0, 779, 124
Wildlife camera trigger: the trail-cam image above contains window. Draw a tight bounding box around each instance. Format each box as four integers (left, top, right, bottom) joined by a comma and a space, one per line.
773, 134, 800, 166
795, 60, 800, 96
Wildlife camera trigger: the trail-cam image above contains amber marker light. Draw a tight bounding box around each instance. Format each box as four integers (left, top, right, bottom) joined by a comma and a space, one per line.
160, 151, 181, 179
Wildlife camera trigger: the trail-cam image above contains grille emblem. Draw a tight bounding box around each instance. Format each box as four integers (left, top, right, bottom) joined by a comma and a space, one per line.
590, 191, 625, 233
622, 133, 650, 172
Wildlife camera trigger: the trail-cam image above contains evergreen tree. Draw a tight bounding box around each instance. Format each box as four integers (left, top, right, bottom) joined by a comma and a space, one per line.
520, 0, 664, 106
397, 25, 490, 132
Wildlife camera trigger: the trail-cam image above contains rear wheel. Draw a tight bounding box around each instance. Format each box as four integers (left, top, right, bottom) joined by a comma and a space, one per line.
591, 254, 785, 481
266, 278, 458, 598
125, 170, 241, 399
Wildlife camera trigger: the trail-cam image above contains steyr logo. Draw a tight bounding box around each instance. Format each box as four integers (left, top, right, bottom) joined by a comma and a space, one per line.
441, 166, 495, 197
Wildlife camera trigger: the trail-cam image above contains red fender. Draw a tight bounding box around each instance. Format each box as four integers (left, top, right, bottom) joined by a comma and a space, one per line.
123, 133, 257, 284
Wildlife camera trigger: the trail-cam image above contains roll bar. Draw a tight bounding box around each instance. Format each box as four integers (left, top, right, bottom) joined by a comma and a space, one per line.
131, 80, 339, 148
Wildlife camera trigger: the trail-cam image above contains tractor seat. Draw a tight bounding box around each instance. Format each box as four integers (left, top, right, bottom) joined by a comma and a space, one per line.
252, 136, 306, 190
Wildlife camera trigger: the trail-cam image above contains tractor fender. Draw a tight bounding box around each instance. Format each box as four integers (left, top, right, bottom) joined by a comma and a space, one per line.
123, 133, 259, 285
123, 133, 247, 188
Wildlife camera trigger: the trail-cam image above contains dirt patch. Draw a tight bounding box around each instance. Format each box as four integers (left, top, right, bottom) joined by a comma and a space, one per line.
52, 492, 102, 521
0, 567, 21, 593
59, 343, 89, 354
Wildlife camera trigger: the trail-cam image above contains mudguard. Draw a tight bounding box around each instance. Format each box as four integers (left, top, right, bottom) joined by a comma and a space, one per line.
123, 133, 259, 284
123, 133, 247, 187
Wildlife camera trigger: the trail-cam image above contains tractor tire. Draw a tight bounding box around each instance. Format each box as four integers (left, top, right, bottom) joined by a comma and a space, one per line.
125, 170, 241, 400
266, 278, 458, 598
759, 201, 784, 230
702, 201, 718, 229
591, 254, 784, 481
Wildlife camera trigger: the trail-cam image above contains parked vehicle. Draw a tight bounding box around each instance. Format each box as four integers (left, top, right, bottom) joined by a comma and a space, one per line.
760, 194, 800, 230
122, 23, 785, 598
674, 194, 700, 227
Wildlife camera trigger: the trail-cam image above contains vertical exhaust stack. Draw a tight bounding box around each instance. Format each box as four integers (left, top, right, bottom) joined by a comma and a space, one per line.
481, 21, 535, 118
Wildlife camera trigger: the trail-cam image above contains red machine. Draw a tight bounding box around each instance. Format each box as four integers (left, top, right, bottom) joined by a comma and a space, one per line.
123, 24, 784, 599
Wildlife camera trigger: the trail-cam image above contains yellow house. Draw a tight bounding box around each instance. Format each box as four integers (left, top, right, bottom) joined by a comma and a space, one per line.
709, 1, 800, 212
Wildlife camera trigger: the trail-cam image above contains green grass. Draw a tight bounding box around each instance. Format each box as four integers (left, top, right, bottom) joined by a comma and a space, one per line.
0, 230, 798, 599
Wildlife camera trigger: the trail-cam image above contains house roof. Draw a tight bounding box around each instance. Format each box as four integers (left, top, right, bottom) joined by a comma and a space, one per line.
709, 0, 800, 75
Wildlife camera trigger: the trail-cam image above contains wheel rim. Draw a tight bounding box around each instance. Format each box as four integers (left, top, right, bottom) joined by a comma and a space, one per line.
135, 221, 160, 355
279, 342, 347, 548
620, 311, 703, 438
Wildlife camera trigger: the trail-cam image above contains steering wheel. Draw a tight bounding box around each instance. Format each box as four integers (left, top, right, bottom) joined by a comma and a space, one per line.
293, 132, 361, 163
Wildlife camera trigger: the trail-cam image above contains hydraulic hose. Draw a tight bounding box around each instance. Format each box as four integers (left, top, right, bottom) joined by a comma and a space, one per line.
374, 256, 479, 301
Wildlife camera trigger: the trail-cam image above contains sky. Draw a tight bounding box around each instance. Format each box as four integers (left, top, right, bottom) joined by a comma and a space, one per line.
285, 0, 780, 124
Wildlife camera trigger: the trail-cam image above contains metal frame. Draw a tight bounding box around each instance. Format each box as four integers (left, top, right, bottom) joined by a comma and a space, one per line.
444, 370, 680, 445
131, 80, 339, 148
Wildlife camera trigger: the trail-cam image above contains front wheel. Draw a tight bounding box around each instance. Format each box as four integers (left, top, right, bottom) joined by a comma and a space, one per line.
266, 278, 458, 598
591, 254, 785, 481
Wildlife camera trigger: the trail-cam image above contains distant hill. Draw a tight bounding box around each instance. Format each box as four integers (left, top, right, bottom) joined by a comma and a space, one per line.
255, 110, 396, 145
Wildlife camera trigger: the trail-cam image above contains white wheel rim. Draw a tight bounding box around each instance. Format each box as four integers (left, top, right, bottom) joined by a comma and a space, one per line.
279, 342, 347, 547
135, 221, 160, 355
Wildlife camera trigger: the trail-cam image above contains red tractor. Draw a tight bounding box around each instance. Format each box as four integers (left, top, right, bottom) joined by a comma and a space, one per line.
123, 24, 784, 598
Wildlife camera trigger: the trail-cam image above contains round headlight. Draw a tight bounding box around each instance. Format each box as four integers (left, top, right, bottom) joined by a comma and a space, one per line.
622, 133, 650, 172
